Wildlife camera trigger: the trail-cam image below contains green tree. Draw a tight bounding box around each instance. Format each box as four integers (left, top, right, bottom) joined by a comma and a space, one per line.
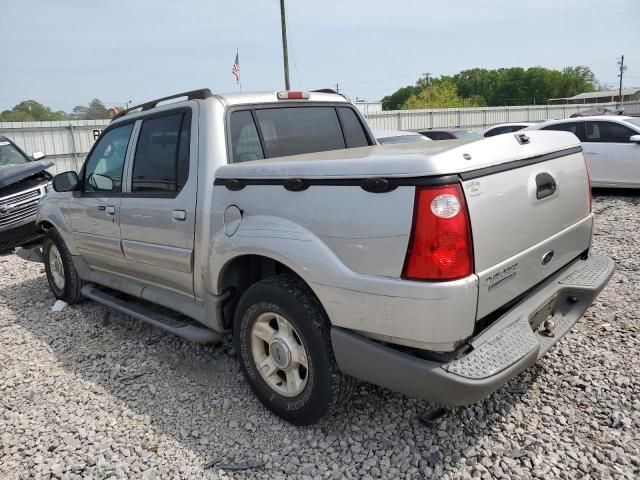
402, 80, 484, 109
381, 86, 417, 110
0, 100, 67, 121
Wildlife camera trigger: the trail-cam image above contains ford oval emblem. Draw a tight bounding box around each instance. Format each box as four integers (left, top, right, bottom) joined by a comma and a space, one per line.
541, 250, 554, 265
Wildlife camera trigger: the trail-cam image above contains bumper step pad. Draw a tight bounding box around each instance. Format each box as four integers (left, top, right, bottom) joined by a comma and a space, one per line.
442, 318, 537, 380
559, 253, 612, 288
443, 254, 615, 381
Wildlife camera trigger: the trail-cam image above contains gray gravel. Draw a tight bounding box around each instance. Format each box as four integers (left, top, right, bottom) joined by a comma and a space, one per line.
1, 191, 639, 480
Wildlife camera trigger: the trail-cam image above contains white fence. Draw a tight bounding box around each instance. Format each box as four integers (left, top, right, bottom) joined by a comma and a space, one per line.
0, 120, 108, 174
2, 101, 639, 175
364, 101, 640, 131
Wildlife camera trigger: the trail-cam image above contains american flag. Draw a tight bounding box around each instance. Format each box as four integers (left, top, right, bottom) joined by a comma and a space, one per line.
232, 52, 240, 84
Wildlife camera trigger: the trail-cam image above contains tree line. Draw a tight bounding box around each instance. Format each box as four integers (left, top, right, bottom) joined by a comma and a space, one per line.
0, 99, 121, 122
381, 66, 599, 110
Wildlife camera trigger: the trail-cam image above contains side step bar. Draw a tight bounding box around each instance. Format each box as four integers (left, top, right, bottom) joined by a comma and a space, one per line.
81, 284, 222, 343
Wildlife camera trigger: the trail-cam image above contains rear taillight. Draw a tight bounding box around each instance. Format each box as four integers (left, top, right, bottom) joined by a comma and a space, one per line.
402, 183, 474, 281
584, 155, 592, 213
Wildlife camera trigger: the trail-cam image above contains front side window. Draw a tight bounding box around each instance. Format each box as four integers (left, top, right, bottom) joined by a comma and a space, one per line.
83, 123, 134, 193
584, 121, 636, 143
0, 141, 28, 167
131, 113, 190, 193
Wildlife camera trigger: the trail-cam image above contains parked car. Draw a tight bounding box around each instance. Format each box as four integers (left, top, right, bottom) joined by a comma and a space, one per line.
416, 128, 481, 141
34, 89, 613, 425
523, 116, 640, 188
0, 135, 51, 253
481, 122, 536, 137
374, 130, 432, 145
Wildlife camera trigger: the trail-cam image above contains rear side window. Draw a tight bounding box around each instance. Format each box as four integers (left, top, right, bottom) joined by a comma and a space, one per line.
584, 121, 635, 143
337, 107, 369, 148
230, 110, 265, 162
229, 105, 371, 162
132, 113, 190, 193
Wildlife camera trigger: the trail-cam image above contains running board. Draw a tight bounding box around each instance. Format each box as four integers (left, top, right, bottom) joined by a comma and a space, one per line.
81, 284, 222, 343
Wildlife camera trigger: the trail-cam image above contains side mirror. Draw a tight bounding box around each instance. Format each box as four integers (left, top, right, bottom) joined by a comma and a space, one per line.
630, 135, 640, 143
90, 173, 114, 191
52, 171, 79, 192
32, 151, 46, 161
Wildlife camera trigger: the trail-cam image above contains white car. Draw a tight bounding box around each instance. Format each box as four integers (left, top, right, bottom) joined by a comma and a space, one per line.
481, 122, 537, 137
523, 116, 640, 188
374, 130, 432, 145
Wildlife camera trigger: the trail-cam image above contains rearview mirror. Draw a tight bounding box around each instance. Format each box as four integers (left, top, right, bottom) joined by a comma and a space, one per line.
52, 171, 79, 192
630, 135, 640, 143
32, 151, 46, 161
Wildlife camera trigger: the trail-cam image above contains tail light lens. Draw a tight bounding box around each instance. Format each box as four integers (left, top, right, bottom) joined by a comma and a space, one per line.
584, 155, 592, 213
402, 183, 474, 281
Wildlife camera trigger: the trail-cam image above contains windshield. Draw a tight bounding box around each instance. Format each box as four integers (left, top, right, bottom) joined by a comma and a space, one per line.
0, 141, 29, 167
378, 135, 430, 145
624, 118, 640, 130
454, 130, 482, 140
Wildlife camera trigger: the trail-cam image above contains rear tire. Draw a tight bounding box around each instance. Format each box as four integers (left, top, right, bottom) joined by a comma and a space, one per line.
43, 229, 84, 304
233, 274, 355, 425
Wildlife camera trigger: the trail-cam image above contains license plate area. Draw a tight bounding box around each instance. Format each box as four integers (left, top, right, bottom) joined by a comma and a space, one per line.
529, 294, 558, 330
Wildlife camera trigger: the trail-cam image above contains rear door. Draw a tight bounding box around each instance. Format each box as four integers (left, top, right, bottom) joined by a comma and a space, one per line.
583, 120, 640, 186
69, 122, 134, 272
118, 107, 197, 297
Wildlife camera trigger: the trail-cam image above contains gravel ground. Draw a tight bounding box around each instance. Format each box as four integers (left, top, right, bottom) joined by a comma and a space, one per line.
1, 191, 639, 480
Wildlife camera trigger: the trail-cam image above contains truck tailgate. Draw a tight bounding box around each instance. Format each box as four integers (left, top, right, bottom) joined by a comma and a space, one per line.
461, 146, 591, 320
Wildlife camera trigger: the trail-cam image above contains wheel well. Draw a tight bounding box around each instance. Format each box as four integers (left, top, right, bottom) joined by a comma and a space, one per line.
219, 255, 302, 329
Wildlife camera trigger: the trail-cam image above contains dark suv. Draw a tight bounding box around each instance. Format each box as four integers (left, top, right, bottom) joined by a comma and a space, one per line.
0, 135, 52, 253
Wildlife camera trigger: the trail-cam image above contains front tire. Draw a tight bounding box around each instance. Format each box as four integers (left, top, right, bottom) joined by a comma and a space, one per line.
43, 229, 84, 304
233, 274, 355, 425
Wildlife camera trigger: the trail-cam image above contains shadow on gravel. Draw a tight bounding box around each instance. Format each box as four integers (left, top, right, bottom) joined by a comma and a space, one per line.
3, 272, 543, 476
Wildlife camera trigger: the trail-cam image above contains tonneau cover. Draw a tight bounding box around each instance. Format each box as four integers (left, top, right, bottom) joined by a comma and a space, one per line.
215, 131, 580, 180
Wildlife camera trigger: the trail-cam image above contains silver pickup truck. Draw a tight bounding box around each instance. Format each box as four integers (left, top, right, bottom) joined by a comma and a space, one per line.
37, 89, 614, 425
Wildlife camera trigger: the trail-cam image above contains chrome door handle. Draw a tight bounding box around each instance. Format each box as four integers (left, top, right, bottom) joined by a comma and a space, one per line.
105, 206, 116, 215
172, 210, 186, 221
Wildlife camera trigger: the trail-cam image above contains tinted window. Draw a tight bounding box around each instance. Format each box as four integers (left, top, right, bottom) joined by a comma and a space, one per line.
337, 107, 369, 148
230, 110, 264, 163
83, 123, 133, 193
584, 121, 636, 143
485, 125, 526, 137
132, 113, 190, 193
421, 131, 451, 140
254, 107, 345, 157
454, 130, 481, 140
0, 141, 28, 167
542, 122, 580, 135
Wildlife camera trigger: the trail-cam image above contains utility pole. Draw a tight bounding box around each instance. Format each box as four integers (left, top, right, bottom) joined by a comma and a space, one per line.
280, 0, 290, 90
617, 55, 626, 105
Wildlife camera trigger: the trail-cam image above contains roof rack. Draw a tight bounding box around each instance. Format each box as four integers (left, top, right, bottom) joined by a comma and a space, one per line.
111, 88, 213, 121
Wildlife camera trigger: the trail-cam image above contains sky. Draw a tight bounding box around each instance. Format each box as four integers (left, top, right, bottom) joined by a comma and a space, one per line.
1, 0, 639, 112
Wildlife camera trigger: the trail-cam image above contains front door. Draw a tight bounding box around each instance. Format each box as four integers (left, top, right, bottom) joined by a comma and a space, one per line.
118, 108, 197, 298
69, 122, 135, 272
583, 120, 640, 186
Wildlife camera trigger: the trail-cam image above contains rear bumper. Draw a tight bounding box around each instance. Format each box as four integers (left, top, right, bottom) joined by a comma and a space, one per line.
332, 253, 614, 406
